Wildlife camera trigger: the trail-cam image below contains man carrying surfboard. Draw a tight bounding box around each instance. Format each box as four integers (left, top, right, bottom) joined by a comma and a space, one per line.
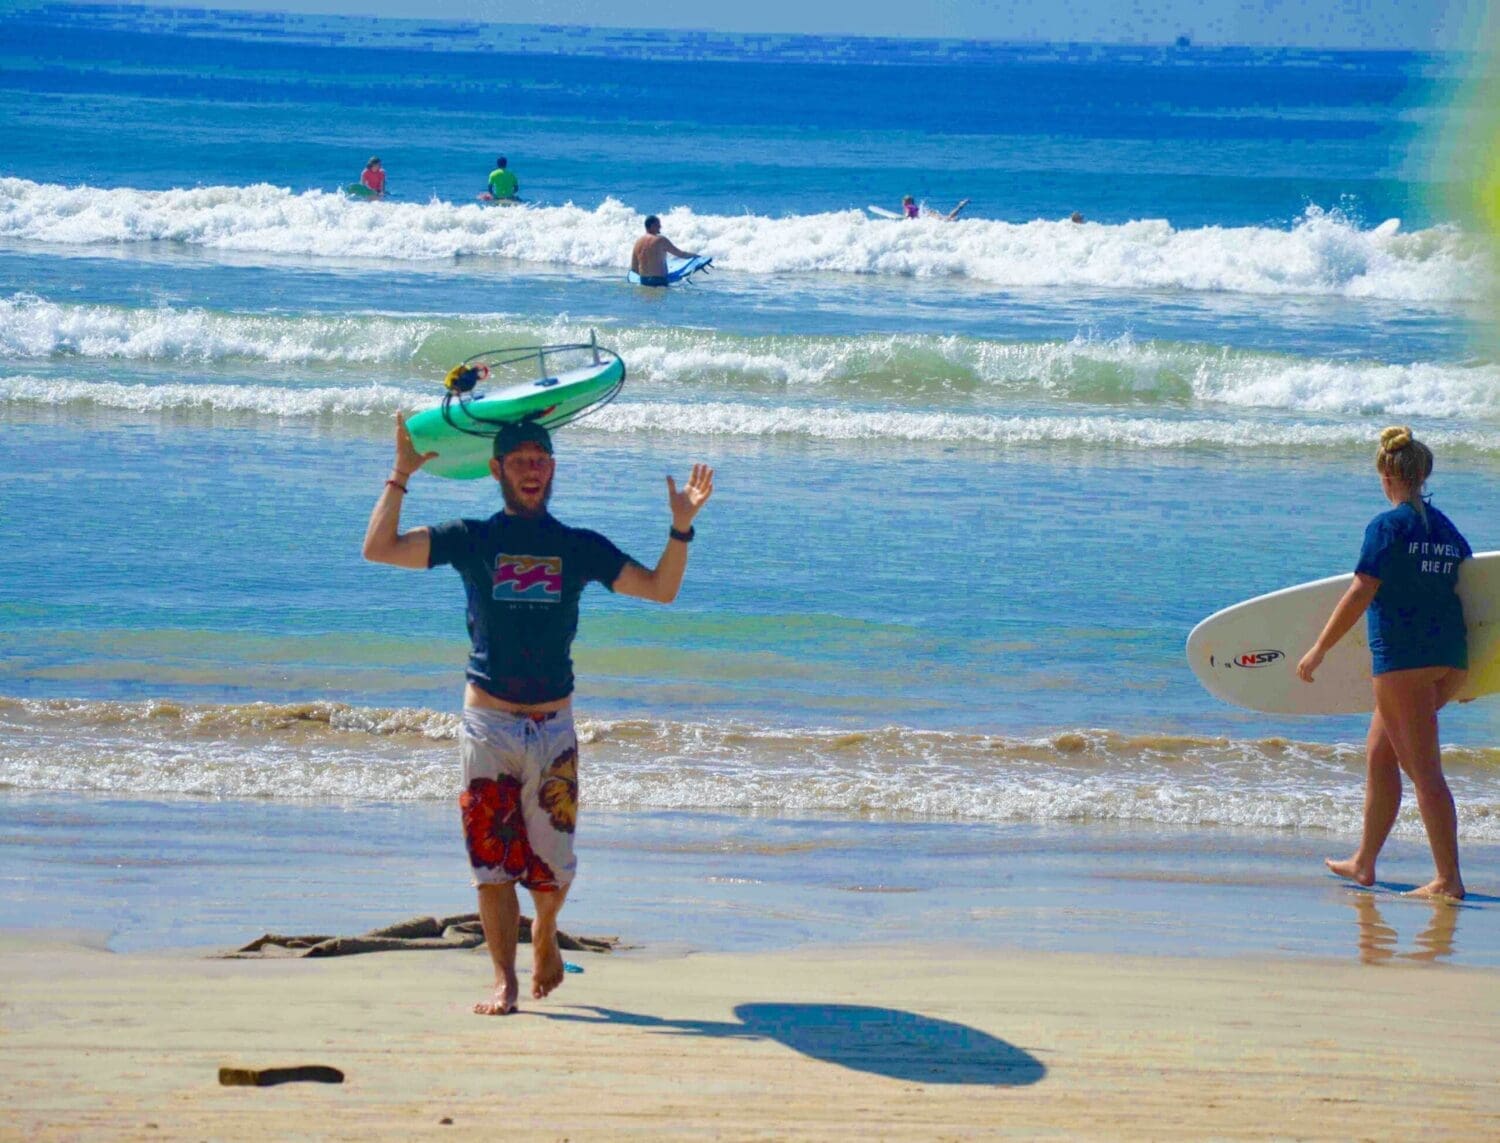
362, 416, 714, 1014
630, 215, 702, 287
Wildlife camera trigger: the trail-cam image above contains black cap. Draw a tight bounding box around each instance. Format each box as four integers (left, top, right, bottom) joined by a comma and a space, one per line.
492, 420, 553, 459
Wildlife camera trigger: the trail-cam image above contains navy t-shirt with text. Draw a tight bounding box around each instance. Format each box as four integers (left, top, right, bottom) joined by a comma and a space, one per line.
1354, 500, 1470, 675
428, 512, 632, 704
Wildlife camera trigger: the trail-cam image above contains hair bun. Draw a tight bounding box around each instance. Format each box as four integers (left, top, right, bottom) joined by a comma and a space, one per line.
1379, 425, 1412, 453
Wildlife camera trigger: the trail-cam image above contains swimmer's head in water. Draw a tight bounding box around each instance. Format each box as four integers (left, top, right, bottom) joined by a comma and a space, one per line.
644, 215, 661, 234
902, 196, 914, 205
1070, 211, 1085, 224
496, 156, 507, 169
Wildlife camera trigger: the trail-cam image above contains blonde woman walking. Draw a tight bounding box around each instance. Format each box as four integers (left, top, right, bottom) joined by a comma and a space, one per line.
1298, 427, 1471, 899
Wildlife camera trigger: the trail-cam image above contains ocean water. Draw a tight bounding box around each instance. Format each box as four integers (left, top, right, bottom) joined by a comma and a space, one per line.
2, 4, 1499, 955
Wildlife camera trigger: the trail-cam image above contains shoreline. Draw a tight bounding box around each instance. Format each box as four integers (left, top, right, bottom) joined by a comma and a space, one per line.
3, 933, 1497, 1140
3, 792, 1498, 966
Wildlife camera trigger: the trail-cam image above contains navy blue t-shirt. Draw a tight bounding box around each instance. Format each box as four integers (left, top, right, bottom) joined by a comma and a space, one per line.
427, 512, 633, 704
1354, 501, 1470, 675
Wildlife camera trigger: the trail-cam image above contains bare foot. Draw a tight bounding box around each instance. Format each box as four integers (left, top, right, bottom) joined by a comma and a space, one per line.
1407, 877, 1465, 901
474, 973, 519, 1016
531, 922, 565, 1000
1325, 857, 1375, 887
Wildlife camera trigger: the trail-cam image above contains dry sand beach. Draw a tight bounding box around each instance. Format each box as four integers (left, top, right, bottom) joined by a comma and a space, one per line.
3, 931, 1499, 1140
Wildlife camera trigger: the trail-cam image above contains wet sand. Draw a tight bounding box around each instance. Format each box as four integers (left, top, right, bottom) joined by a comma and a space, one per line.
3, 932, 1497, 1140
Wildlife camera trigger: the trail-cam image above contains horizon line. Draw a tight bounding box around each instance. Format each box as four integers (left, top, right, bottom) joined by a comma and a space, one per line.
13, 1, 1481, 56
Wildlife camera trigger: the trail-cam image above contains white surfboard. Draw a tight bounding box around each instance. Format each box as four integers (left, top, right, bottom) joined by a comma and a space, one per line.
867, 204, 903, 219
1186, 551, 1500, 715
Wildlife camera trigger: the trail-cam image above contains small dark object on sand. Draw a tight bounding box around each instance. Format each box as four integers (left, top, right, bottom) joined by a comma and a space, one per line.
218, 1065, 345, 1087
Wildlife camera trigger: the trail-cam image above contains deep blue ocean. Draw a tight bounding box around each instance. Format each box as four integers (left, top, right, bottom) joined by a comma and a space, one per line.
2, 3, 1498, 955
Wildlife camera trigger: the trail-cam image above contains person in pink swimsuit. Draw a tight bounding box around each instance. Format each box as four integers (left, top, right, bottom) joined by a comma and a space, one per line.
360, 156, 386, 198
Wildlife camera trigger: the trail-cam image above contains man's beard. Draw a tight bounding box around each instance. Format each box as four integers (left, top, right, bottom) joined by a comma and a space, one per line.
500, 472, 553, 517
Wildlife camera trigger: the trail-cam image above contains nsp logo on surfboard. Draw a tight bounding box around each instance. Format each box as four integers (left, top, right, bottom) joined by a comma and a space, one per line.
1210, 649, 1285, 669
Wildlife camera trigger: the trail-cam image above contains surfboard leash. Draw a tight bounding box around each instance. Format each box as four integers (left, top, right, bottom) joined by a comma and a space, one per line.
437, 336, 626, 439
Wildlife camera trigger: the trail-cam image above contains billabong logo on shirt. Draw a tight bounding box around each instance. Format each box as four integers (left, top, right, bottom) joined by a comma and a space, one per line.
493, 555, 562, 602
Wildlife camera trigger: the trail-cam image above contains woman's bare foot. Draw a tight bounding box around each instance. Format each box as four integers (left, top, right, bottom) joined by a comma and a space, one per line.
1325, 856, 1375, 887
474, 973, 519, 1016
531, 922, 565, 1000
1407, 877, 1465, 901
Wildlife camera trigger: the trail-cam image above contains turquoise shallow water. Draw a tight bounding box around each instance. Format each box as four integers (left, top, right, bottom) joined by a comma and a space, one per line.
2, 5, 1499, 953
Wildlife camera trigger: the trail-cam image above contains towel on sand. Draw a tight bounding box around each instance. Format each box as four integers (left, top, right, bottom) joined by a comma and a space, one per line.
220, 913, 619, 958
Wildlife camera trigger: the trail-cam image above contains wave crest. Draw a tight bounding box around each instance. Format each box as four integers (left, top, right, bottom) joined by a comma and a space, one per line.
5, 298, 1500, 425
0, 179, 1481, 301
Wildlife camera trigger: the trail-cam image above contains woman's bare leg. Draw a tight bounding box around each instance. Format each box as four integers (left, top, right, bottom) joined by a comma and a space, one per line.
1326, 711, 1401, 886
1373, 667, 1465, 899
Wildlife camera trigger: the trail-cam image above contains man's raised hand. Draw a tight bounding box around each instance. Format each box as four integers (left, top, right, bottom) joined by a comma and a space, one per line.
667, 463, 714, 529
394, 411, 439, 476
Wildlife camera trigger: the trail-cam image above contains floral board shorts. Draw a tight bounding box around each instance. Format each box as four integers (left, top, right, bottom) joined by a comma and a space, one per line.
459, 706, 578, 891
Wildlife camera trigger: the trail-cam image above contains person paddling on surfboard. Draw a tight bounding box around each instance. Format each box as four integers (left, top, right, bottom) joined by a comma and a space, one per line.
1296, 427, 1472, 900
901, 195, 969, 221
485, 156, 519, 202
630, 215, 701, 288
363, 417, 715, 1016
359, 156, 386, 200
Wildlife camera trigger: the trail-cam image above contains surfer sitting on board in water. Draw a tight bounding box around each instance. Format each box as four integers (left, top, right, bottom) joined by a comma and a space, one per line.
360, 156, 386, 199
630, 215, 702, 287
1296, 427, 1472, 899
363, 417, 715, 1015
485, 156, 519, 202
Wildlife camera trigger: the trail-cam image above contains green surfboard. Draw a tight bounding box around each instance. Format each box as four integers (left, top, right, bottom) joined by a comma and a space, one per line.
405, 354, 625, 480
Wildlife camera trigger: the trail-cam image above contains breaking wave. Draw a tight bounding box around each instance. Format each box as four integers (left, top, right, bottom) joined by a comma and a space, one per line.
4, 297, 1499, 427
0, 179, 1482, 301
3, 696, 1498, 837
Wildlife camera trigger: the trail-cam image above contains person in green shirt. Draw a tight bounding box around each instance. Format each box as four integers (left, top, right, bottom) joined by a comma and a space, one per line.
487, 156, 519, 201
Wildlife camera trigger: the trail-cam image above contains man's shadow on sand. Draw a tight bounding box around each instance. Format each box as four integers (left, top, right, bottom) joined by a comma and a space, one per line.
540, 1003, 1045, 1086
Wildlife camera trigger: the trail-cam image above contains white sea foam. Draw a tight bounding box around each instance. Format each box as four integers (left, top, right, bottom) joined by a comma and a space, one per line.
0, 294, 436, 364
586, 402, 1500, 451
0, 178, 1482, 301
0, 375, 417, 417
5, 376, 1500, 453
3, 698, 1499, 837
